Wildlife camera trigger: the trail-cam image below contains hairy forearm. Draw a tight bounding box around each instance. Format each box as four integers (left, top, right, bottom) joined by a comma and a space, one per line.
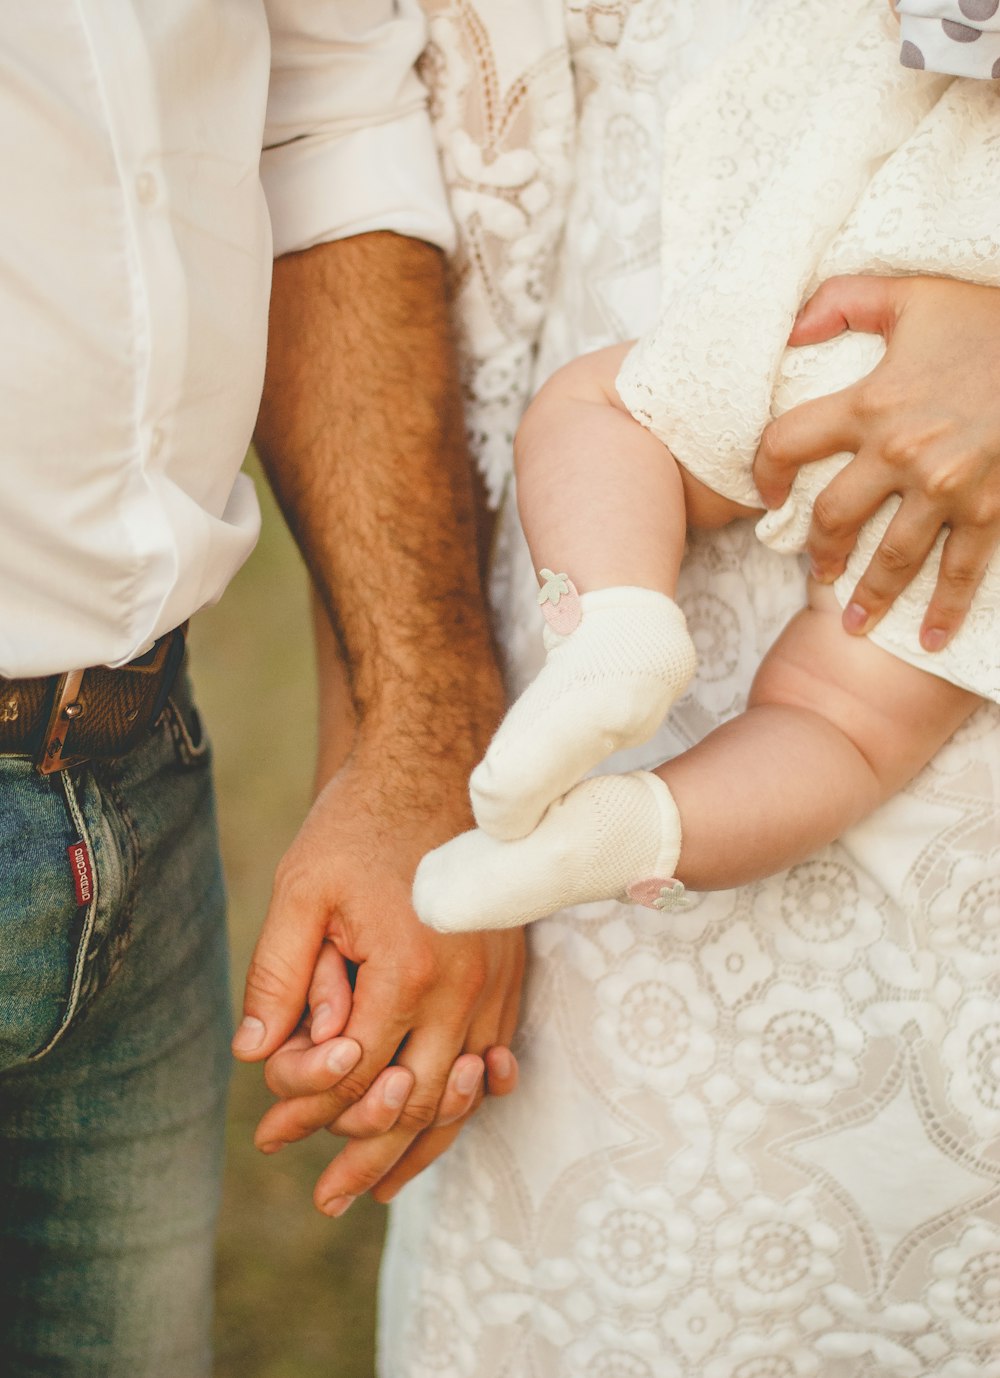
309, 598, 354, 792
243, 235, 524, 1205
256, 232, 504, 766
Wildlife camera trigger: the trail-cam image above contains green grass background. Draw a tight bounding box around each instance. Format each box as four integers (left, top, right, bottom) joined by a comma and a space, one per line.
188, 456, 386, 1377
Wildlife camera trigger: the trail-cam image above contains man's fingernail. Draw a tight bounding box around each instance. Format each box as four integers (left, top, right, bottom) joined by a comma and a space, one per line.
320, 1195, 356, 1219
922, 627, 949, 652
490, 1048, 513, 1080
326, 1040, 361, 1077
258, 1141, 284, 1156
456, 1062, 483, 1097
843, 602, 869, 634
232, 1016, 266, 1054
383, 1070, 411, 1110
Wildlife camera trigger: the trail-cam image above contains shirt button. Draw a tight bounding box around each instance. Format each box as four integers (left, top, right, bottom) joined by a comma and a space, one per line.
135, 171, 159, 207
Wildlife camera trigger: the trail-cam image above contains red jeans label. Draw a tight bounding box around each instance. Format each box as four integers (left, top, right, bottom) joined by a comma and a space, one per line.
67, 840, 94, 907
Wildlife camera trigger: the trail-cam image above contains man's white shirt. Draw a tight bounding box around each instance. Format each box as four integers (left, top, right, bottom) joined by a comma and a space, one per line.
0, 0, 453, 676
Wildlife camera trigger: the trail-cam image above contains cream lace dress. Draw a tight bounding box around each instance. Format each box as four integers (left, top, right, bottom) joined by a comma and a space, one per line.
379, 3, 1000, 1374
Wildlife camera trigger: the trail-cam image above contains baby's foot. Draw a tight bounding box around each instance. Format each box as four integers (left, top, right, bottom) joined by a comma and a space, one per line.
471, 584, 696, 840
414, 770, 683, 933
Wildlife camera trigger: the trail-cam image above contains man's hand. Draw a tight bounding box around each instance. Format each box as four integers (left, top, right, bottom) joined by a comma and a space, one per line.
240, 231, 524, 1209
233, 745, 523, 1214
754, 274, 1000, 650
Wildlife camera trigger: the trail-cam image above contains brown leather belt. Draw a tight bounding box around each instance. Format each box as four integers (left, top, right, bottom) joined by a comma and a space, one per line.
0, 625, 188, 774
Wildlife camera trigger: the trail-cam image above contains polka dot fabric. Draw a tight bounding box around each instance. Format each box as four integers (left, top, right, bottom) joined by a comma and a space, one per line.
898, 1, 1000, 76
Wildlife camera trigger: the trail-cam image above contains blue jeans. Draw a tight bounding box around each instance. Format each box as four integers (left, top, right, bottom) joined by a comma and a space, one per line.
0, 674, 230, 1377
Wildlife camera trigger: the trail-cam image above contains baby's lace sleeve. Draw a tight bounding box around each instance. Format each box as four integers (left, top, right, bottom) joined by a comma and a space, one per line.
897, 2, 1000, 77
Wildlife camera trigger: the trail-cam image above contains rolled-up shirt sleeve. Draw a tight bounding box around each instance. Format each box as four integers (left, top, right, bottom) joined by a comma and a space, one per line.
897, 1, 1000, 78
262, 0, 455, 257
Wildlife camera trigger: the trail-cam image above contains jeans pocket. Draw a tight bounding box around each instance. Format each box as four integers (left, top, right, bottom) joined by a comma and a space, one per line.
0, 766, 106, 1072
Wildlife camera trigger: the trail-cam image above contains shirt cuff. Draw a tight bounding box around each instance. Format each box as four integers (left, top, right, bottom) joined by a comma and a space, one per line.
898, 4, 1000, 77
262, 108, 456, 258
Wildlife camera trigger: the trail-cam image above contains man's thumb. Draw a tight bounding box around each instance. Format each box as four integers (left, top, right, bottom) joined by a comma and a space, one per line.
232, 891, 325, 1061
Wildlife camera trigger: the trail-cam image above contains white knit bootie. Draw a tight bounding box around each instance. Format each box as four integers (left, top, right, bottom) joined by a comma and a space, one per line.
471, 583, 697, 841
414, 770, 690, 933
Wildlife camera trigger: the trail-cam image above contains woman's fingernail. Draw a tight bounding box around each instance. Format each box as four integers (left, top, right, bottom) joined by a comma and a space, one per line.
325, 1040, 361, 1076
383, 1070, 411, 1110
258, 1141, 284, 1156
232, 1016, 266, 1054
843, 602, 869, 634
922, 627, 949, 652
456, 1061, 483, 1097
321, 1195, 357, 1219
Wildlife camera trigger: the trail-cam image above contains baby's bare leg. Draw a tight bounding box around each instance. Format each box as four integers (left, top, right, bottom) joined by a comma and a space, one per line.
414, 583, 979, 933
659, 582, 979, 890
471, 345, 755, 841
515, 343, 756, 591
413, 355, 980, 932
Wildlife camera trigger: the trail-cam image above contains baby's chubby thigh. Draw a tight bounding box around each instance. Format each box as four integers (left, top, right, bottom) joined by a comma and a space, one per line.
750, 579, 978, 794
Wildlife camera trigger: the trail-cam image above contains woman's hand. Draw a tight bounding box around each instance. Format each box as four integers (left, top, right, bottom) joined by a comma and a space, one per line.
754, 275, 1000, 650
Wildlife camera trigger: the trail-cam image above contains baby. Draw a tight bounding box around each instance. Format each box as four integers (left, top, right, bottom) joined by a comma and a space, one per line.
413, 0, 1000, 932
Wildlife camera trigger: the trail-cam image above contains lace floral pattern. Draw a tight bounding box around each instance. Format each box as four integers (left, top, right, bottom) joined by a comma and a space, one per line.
418, 0, 575, 505
379, 3, 1000, 1374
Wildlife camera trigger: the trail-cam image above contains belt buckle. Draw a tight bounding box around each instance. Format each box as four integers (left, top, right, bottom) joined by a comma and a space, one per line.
34, 626, 187, 776
37, 669, 87, 774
